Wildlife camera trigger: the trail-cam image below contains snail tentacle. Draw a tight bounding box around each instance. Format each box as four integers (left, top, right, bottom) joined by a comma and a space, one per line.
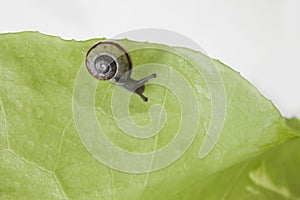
85, 40, 156, 102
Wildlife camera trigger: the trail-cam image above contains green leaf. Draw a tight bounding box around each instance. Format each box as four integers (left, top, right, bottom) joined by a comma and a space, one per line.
160, 132, 300, 200
286, 117, 300, 136
0, 31, 299, 199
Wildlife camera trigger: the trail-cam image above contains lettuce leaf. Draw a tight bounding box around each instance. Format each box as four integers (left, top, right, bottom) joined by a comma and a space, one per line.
0, 32, 299, 199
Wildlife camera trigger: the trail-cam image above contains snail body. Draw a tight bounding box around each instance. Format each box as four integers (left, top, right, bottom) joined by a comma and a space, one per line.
85, 40, 156, 102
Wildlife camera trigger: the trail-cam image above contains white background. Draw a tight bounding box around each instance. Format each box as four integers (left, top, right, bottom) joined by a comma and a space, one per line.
1, 0, 299, 118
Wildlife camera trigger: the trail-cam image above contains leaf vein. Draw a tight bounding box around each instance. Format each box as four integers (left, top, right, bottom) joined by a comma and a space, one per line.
0, 96, 9, 148
53, 116, 74, 172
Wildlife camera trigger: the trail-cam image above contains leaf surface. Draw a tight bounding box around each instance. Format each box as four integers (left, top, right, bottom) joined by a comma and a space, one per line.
0, 32, 298, 199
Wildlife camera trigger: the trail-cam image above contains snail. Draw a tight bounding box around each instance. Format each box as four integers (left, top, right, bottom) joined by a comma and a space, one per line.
85, 40, 156, 102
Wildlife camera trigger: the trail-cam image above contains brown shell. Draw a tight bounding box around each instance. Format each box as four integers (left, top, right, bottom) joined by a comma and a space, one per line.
85, 40, 132, 85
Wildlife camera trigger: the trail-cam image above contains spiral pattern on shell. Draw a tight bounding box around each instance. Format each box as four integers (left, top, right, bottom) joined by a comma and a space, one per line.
85, 40, 132, 85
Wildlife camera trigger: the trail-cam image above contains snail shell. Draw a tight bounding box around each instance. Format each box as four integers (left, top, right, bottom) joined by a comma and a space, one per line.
86, 40, 157, 102
85, 40, 132, 85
